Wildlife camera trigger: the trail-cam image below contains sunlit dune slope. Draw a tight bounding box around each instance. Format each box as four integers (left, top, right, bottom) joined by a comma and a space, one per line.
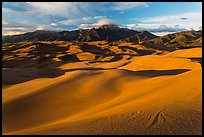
165, 47, 202, 58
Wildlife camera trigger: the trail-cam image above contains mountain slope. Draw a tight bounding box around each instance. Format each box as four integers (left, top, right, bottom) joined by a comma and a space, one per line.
122, 31, 159, 43
141, 30, 202, 49
77, 25, 140, 42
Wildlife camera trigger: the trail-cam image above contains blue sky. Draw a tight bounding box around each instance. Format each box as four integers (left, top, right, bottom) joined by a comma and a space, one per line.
2, 2, 202, 36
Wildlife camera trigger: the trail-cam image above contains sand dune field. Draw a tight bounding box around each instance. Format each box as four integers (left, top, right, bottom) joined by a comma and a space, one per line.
2, 47, 202, 135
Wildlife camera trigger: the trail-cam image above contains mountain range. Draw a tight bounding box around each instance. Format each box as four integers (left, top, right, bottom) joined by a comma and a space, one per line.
2, 24, 202, 50
2, 24, 158, 43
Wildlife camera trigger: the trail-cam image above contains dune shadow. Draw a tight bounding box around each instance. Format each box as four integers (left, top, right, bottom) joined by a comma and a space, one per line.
118, 46, 156, 56
58, 54, 80, 63
119, 69, 190, 78
79, 43, 111, 55
177, 45, 202, 49
3, 67, 190, 87
63, 67, 115, 72
2, 66, 117, 86
2, 67, 66, 86
2, 63, 191, 87
118, 61, 132, 68
188, 57, 202, 66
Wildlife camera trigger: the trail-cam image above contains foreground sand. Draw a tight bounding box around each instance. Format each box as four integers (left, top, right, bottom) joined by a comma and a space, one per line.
2, 47, 202, 135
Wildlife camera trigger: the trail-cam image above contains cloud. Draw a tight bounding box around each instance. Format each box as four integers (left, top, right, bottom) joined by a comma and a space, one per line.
59, 16, 108, 26
78, 24, 95, 29
2, 2, 151, 33
4, 2, 149, 18
125, 23, 159, 30
50, 23, 58, 26
151, 32, 173, 36
21, 2, 111, 18
2, 7, 15, 13
26, 2, 79, 17
2, 21, 8, 25
2, 21, 50, 36
3, 30, 27, 36
2, 2, 201, 36
132, 12, 202, 33
180, 17, 188, 20
3, 2, 99, 18
117, 11, 124, 14
125, 24, 188, 36
60, 18, 82, 25
36, 26, 47, 30
78, 18, 117, 29
149, 25, 187, 32
140, 12, 201, 24
3, 21, 35, 29
112, 2, 149, 11
97, 18, 117, 26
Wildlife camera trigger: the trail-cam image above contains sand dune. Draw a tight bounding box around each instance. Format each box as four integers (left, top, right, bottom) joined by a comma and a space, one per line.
165, 47, 202, 58
2, 47, 202, 135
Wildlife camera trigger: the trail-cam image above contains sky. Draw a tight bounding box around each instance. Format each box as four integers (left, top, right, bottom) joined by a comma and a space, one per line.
2, 2, 202, 36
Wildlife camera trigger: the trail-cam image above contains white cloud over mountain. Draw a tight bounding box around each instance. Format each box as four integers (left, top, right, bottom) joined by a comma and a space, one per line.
78, 18, 117, 29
